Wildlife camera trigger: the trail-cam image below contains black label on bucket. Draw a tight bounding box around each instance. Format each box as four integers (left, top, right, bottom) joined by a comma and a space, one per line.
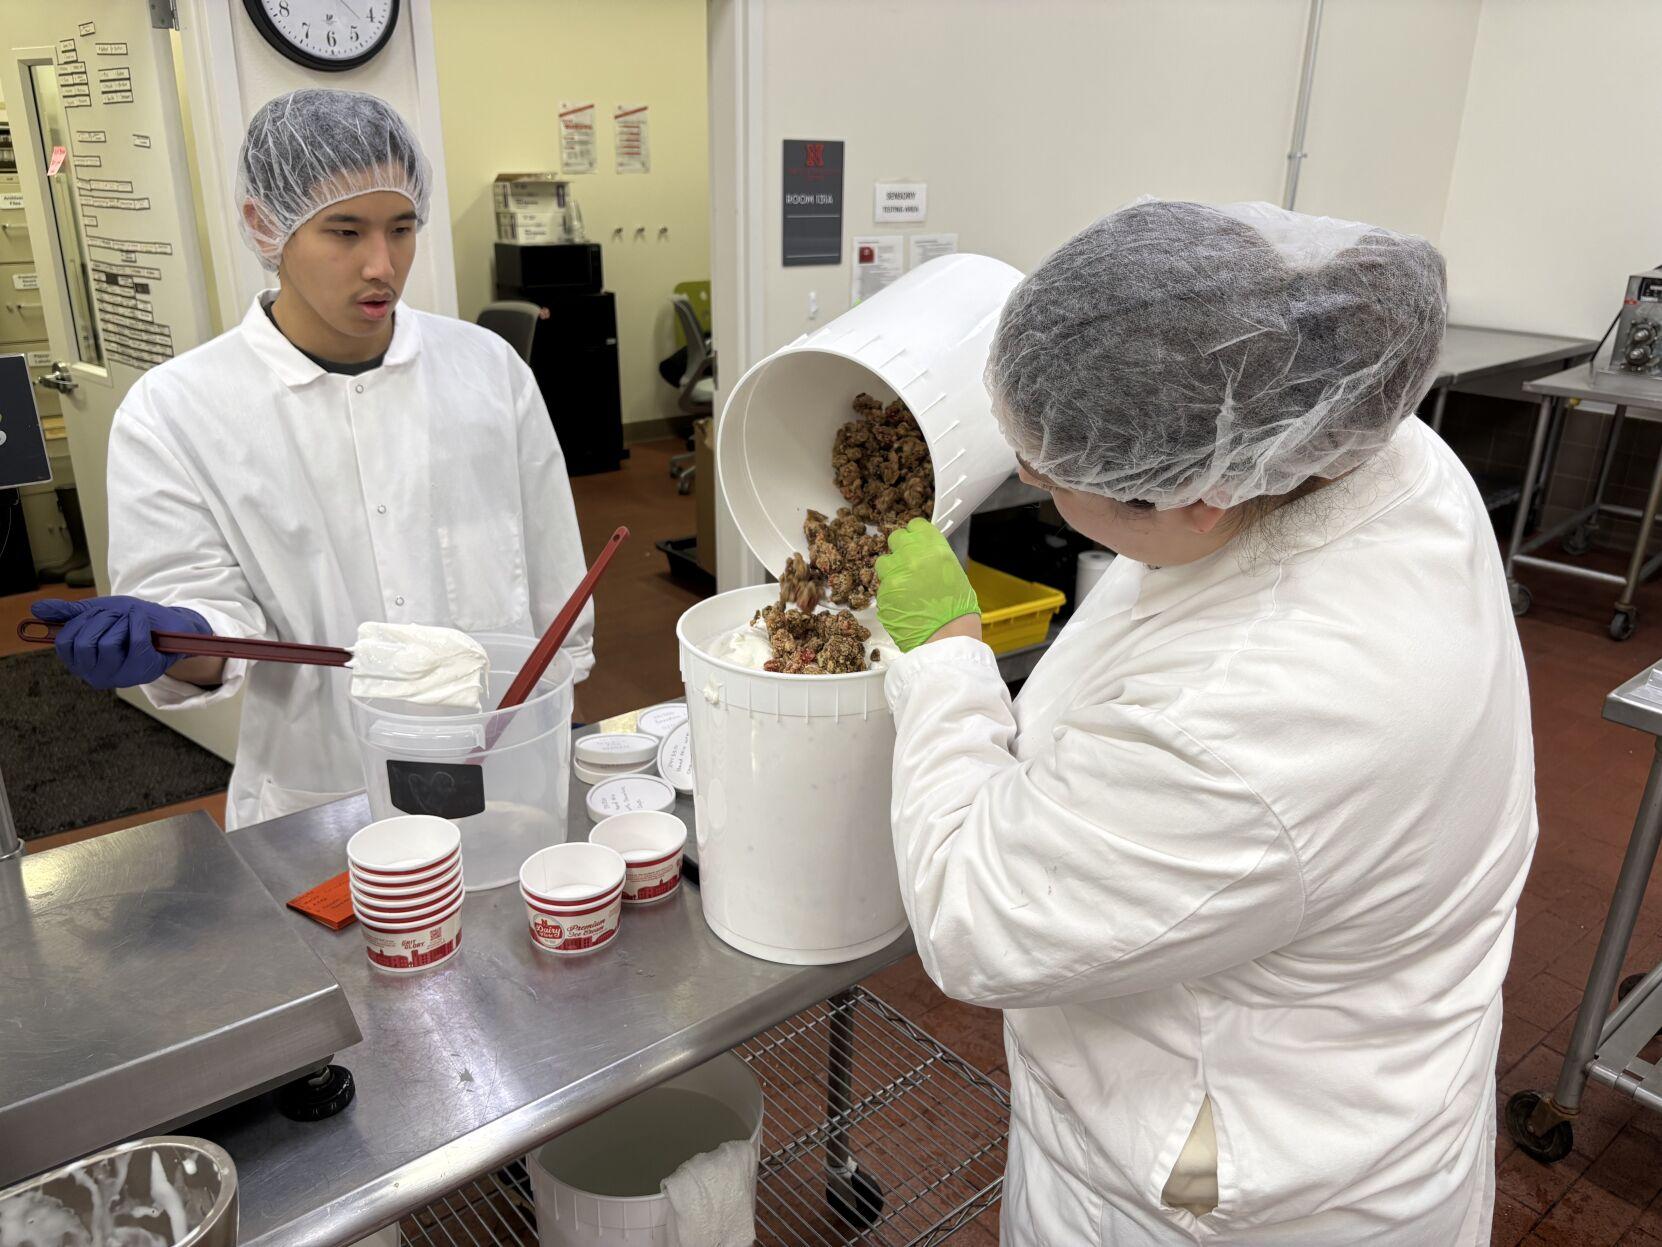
386, 761, 487, 820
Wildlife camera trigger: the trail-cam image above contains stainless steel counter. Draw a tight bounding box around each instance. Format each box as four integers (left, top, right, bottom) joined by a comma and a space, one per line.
207, 790, 912, 1247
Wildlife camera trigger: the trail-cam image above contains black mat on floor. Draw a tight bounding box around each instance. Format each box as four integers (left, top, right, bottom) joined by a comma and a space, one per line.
0, 650, 231, 839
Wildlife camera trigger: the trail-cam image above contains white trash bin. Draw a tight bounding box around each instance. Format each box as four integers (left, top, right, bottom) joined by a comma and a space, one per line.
527, 1053, 763, 1247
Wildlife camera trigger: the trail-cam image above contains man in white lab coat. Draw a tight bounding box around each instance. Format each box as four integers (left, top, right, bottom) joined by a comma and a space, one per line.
32, 89, 593, 828
875, 201, 1536, 1244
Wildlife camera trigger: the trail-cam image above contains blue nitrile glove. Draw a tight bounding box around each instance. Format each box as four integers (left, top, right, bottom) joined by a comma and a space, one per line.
31, 596, 212, 690
874, 518, 980, 652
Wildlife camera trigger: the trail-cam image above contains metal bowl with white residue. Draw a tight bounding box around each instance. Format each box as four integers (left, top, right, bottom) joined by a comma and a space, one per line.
0, 1137, 236, 1247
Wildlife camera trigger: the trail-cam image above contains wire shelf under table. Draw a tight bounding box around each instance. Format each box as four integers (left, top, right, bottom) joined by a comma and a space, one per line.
398, 987, 1010, 1247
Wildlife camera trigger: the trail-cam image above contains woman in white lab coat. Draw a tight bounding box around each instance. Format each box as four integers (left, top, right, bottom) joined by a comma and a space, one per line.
874, 201, 1535, 1245
33, 91, 592, 828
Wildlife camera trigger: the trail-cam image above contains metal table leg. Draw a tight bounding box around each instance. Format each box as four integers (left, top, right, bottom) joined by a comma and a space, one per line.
1510, 735, 1662, 1159
1569, 406, 1627, 554
1507, 396, 1557, 615
1613, 426, 1662, 637
824, 989, 885, 1228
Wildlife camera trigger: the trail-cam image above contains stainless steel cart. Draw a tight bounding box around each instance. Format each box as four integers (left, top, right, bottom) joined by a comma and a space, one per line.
1511, 366, 1662, 639
1506, 659, 1662, 1160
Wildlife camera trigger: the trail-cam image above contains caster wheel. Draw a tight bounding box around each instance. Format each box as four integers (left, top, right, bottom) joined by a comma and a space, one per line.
677, 478, 694, 496
827, 1165, 884, 1230
1505, 1090, 1574, 1163
1611, 610, 1638, 641
1510, 583, 1533, 617
1564, 527, 1593, 556
277, 1064, 355, 1122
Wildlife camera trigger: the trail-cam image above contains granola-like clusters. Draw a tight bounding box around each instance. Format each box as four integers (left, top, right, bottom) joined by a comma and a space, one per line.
779, 552, 824, 613
834, 394, 934, 528
803, 507, 887, 610
768, 393, 935, 662
753, 604, 873, 675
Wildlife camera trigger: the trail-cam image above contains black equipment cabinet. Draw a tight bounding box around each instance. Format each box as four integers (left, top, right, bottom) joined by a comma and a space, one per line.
495, 243, 624, 476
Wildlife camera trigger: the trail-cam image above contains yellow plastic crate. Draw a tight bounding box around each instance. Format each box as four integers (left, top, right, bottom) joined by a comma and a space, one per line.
967, 560, 1066, 655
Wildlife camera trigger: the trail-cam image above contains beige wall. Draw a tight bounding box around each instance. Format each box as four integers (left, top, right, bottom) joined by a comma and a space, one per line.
1439, 0, 1662, 337
753, 0, 1482, 353
431, 0, 710, 428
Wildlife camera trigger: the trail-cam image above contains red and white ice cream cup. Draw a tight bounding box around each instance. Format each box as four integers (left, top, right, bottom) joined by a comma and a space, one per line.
350, 858, 464, 905
352, 879, 464, 920
519, 843, 627, 956
358, 895, 464, 974
347, 815, 462, 880
588, 812, 687, 905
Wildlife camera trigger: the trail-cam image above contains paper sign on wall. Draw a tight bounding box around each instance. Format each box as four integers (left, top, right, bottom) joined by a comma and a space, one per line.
613, 104, 650, 174
875, 182, 927, 224
851, 236, 904, 305
559, 102, 596, 174
909, 233, 958, 268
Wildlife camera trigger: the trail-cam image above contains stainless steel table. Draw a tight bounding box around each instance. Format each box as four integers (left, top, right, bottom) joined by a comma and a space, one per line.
1506, 660, 1662, 1159
207, 790, 917, 1247
1426, 325, 1597, 520
1426, 324, 1597, 434
1510, 364, 1662, 638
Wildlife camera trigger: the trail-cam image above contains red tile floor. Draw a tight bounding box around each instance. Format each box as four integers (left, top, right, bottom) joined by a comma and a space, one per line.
9, 447, 1662, 1243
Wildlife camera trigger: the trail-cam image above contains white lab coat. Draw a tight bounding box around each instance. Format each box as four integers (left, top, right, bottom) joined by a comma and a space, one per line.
107, 295, 594, 829
884, 417, 1535, 1245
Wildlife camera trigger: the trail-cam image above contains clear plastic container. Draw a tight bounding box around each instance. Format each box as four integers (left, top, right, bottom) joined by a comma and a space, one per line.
350, 634, 574, 891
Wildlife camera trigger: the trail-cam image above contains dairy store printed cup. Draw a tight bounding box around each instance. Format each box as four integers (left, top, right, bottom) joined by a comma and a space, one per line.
589, 812, 687, 904
351, 878, 464, 919
523, 891, 622, 956
519, 842, 627, 956
350, 859, 464, 904
347, 814, 462, 877
359, 896, 464, 973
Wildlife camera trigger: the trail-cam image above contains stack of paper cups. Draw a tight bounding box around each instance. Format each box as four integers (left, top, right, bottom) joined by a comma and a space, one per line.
346, 815, 465, 974
1074, 549, 1114, 608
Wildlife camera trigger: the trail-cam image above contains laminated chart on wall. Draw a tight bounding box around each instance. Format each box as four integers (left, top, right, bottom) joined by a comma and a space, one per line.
851, 236, 903, 305
559, 102, 597, 174
613, 103, 650, 174
53, 21, 178, 372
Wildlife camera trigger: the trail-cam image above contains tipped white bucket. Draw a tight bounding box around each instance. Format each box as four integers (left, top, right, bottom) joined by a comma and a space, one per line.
718, 252, 1022, 576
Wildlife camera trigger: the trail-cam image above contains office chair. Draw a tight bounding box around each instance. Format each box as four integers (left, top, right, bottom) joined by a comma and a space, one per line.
476, 300, 541, 364
668, 294, 715, 494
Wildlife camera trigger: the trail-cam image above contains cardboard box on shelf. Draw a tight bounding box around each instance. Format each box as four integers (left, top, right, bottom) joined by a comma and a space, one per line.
695, 417, 716, 574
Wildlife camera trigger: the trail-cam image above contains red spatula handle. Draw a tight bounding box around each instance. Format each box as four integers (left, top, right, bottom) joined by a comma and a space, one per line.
497, 526, 629, 714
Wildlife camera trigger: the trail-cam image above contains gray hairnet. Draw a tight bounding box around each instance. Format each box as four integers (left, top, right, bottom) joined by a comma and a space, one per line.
237, 88, 431, 272
987, 199, 1447, 509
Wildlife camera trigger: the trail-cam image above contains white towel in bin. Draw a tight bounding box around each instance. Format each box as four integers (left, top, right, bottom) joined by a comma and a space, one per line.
661, 1138, 757, 1247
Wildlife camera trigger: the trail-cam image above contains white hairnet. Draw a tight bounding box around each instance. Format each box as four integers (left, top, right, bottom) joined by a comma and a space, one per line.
237, 88, 431, 272
986, 199, 1447, 509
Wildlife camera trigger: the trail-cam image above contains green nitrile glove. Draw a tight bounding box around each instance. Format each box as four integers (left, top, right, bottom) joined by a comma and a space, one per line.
875, 518, 980, 653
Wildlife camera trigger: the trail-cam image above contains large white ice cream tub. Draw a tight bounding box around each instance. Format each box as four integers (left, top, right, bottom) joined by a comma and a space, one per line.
678, 586, 906, 965
684, 253, 1022, 965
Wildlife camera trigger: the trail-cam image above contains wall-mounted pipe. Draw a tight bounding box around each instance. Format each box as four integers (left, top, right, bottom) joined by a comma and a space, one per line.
1283, 0, 1326, 211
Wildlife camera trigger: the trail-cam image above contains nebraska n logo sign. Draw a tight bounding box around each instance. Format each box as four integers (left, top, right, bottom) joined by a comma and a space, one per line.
806, 143, 825, 168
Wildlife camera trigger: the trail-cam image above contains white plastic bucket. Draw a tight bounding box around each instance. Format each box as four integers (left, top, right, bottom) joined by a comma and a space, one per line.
527, 1053, 763, 1247
350, 635, 574, 892
718, 252, 1023, 576
677, 586, 907, 965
